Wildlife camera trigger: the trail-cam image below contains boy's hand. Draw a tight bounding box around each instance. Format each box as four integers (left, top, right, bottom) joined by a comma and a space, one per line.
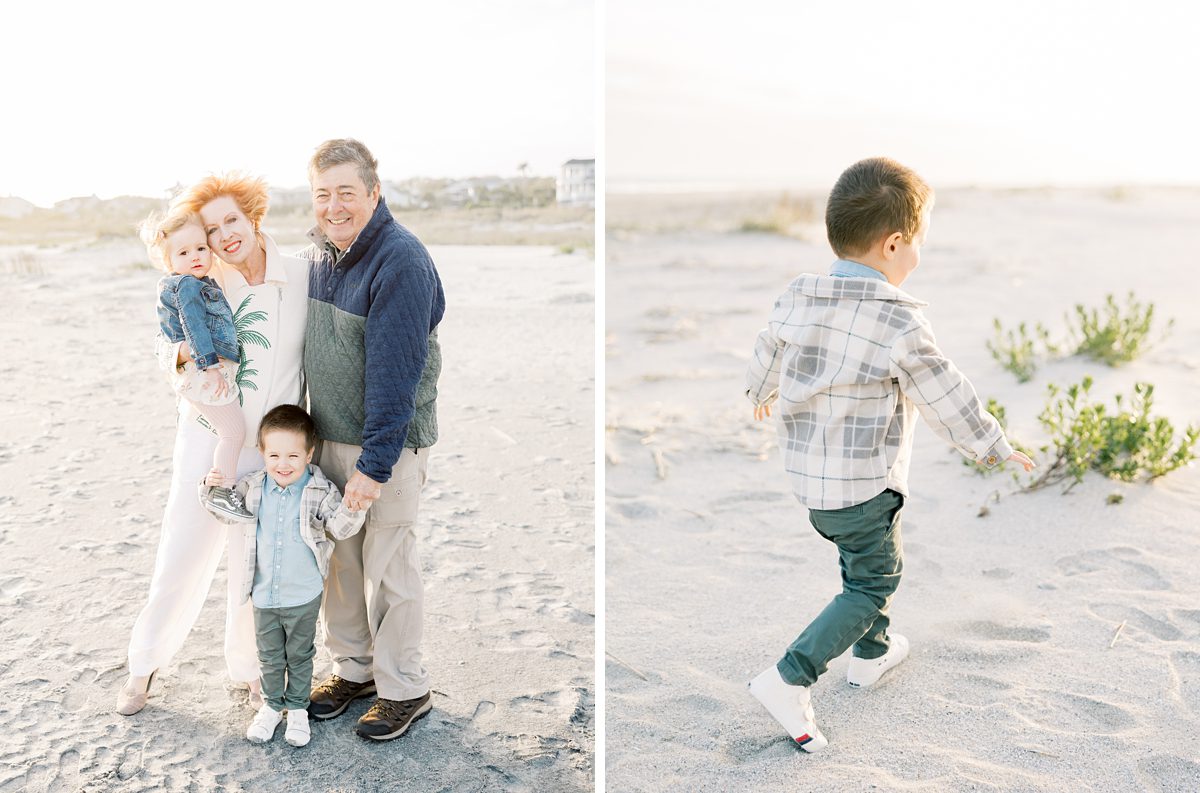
1007, 451, 1036, 472
754, 403, 772, 421
204, 467, 225, 487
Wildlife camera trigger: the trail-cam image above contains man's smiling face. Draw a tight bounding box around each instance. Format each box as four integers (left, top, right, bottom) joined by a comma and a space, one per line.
311, 162, 380, 252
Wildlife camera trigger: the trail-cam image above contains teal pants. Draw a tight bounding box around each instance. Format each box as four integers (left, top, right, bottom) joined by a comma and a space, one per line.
253, 593, 322, 711
777, 489, 904, 687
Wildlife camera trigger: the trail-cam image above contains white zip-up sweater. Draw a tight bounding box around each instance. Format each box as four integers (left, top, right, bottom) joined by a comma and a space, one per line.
156, 232, 308, 440
747, 273, 1013, 510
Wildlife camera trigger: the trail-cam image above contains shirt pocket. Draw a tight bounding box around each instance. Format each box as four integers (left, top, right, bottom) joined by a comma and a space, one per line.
289, 514, 306, 544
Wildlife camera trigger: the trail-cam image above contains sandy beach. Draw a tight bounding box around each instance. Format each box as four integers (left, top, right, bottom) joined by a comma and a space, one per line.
605, 187, 1200, 792
0, 233, 595, 791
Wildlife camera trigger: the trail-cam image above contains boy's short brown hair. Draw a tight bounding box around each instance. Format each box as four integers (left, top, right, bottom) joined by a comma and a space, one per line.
825, 157, 933, 258
256, 404, 317, 450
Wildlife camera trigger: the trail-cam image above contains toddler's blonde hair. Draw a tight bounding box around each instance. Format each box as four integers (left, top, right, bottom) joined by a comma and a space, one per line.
139, 208, 204, 273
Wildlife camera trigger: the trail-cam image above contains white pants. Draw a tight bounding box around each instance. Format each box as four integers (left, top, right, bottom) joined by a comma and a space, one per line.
125, 419, 262, 680
316, 441, 430, 701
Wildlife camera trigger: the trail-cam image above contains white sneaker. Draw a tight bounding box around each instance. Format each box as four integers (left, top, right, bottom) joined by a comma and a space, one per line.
246, 704, 282, 743
285, 709, 311, 747
846, 634, 910, 688
747, 665, 828, 752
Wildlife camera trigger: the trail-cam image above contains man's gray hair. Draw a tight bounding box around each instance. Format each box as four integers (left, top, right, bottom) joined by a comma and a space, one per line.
309, 138, 380, 193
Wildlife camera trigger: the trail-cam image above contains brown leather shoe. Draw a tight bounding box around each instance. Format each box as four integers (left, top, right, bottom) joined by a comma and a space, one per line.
307, 675, 377, 720
355, 693, 432, 740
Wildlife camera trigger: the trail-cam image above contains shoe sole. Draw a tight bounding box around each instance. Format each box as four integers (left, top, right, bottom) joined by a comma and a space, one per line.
308, 683, 378, 720
356, 700, 432, 741
209, 507, 257, 523
246, 729, 277, 744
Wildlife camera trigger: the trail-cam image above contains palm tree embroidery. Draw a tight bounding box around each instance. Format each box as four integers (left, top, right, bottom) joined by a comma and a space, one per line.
232, 294, 270, 406
196, 294, 270, 433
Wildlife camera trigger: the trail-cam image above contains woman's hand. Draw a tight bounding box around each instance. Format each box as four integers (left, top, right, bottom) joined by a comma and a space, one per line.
204, 467, 225, 487
204, 366, 229, 400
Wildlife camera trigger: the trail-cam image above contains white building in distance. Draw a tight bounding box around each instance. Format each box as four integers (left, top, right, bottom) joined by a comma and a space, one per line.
556, 159, 595, 207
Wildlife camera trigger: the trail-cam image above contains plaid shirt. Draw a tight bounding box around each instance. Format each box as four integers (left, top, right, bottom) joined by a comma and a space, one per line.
746, 273, 1012, 510
200, 464, 365, 604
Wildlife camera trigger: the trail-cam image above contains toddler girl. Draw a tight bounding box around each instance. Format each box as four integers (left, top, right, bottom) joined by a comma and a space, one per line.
142, 208, 253, 521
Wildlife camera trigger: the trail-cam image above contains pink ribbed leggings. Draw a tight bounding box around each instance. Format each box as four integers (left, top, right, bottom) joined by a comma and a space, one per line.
189, 400, 246, 485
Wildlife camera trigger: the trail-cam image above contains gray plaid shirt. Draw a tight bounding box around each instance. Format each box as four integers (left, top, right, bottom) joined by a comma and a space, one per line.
746, 273, 1012, 510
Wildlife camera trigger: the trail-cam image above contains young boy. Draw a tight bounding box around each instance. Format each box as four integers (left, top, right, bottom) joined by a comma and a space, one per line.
202, 404, 365, 747
744, 157, 1034, 752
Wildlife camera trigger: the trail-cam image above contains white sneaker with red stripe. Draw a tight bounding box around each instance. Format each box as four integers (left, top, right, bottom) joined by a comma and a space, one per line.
748, 665, 828, 752
846, 634, 909, 688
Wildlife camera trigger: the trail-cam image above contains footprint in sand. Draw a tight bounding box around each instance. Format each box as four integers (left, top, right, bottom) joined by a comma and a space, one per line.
511, 687, 589, 726
1055, 547, 1168, 591
934, 673, 1013, 707
1137, 755, 1200, 792
1168, 651, 1200, 716
1090, 604, 1182, 642
612, 500, 657, 519
1020, 690, 1136, 734
960, 620, 1051, 643
470, 700, 497, 723
60, 668, 99, 713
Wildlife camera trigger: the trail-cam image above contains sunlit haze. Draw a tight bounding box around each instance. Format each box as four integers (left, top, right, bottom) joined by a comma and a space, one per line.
3, 1, 594, 207
608, 0, 1200, 191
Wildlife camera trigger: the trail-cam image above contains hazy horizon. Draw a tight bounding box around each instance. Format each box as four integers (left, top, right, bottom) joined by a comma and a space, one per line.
1, 170, 581, 210
3, 0, 594, 208
608, 1, 1200, 190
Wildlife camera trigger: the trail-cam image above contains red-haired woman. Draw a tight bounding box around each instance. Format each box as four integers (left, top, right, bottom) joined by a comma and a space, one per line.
117, 174, 309, 715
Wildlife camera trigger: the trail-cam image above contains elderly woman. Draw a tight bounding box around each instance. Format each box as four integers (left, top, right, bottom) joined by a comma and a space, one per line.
117, 174, 309, 715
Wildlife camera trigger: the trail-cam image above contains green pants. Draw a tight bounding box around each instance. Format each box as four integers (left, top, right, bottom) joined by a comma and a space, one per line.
777, 488, 905, 687
253, 593, 322, 711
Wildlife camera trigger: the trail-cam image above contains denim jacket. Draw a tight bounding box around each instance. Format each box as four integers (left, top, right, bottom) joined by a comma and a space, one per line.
157, 274, 240, 369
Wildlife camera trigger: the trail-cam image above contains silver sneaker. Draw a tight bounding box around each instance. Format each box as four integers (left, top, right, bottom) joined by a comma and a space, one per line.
203, 486, 256, 522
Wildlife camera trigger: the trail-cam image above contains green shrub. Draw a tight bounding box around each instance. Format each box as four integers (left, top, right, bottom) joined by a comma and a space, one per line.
738, 194, 817, 237
1023, 376, 1198, 493
986, 319, 1058, 382
1068, 291, 1171, 366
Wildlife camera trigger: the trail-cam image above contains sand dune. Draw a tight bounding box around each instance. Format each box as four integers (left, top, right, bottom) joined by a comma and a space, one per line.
0, 237, 594, 792
605, 187, 1200, 792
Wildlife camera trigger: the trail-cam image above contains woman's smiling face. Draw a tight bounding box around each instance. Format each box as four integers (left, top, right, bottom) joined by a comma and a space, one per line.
200, 195, 257, 266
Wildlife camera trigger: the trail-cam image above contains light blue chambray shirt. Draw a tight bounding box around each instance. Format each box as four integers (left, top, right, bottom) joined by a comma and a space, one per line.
252, 468, 324, 609
829, 259, 888, 282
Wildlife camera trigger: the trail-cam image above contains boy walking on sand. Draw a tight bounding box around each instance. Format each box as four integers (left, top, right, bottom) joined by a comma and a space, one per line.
744, 157, 1034, 752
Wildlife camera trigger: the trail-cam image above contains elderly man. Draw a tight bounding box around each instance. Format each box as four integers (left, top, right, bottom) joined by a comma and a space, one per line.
301, 139, 445, 741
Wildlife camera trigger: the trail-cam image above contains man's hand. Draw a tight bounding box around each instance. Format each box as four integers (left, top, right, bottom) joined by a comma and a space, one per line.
343, 469, 382, 512
754, 402, 773, 421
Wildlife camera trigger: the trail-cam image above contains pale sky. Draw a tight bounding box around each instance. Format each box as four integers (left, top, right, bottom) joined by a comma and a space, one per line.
608, 0, 1200, 190
2, 0, 594, 207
